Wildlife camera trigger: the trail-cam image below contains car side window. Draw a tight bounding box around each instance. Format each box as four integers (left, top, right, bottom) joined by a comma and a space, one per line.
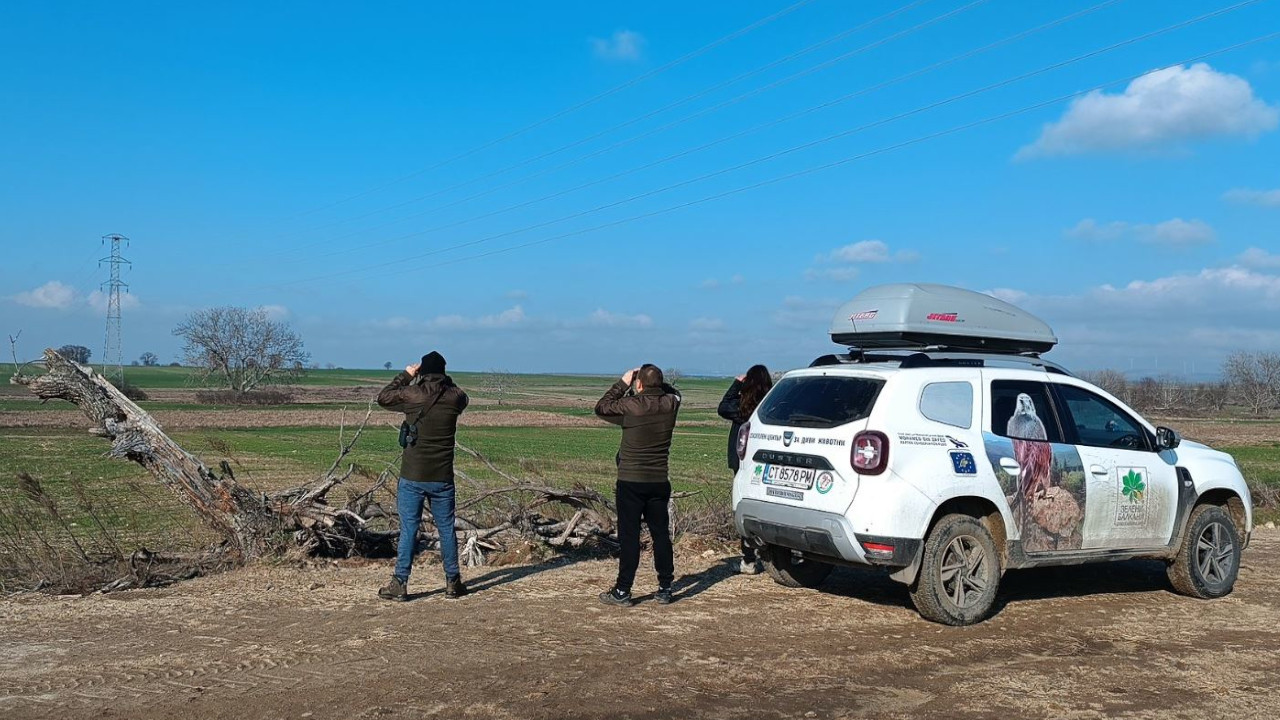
919, 381, 973, 429
989, 380, 1064, 443
1053, 384, 1151, 451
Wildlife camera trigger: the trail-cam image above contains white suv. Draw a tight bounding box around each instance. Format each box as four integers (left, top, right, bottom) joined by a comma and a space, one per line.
732, 284, 1252, 625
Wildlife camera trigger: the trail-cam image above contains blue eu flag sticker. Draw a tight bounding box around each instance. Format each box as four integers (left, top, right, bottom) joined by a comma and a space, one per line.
950, 450, 977, 475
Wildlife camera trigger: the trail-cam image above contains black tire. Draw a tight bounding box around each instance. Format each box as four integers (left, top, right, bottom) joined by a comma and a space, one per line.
1168, 504, 1241, 599
760, 544, 833, 589
909, 514, 1001, 626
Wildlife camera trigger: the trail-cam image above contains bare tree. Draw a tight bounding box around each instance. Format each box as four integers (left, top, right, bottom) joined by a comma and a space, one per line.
482, 369, 516, 406
1079, 369, 1129, 402
664, 367, 684, 386
139, 351, 159, 367
1223, 351, 1280, 416
7, 329, 20, 377
173, 306, 309, 393
383, 361, 393, 371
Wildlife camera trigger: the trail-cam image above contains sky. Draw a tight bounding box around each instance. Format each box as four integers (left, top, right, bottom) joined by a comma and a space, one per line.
2, 0, 1278, 378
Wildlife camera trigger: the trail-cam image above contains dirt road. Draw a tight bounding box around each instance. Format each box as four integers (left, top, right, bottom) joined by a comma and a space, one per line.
4, 534, 1279, 720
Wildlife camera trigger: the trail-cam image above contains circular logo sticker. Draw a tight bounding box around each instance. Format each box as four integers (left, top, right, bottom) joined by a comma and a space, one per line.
815, 471, 834, 495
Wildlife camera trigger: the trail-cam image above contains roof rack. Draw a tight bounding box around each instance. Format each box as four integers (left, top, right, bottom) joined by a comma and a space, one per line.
809, 348, 1074, 376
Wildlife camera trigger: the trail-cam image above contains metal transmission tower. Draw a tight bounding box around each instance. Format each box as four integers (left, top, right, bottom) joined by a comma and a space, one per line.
99, 234, 131, 384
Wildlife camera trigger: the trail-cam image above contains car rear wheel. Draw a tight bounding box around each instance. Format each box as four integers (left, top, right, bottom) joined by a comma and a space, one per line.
760, 544, 833, 589
909, 514, 1001, 626
1168, 503, 1240, 599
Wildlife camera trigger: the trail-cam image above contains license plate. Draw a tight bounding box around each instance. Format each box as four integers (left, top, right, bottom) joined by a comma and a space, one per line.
762, 464, 817, 490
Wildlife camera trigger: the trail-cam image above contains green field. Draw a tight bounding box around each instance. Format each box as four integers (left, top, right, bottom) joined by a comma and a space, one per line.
3, 365, 1277, 580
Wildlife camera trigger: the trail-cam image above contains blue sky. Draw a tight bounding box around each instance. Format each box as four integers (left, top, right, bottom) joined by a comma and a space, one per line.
2, 0, 1278, 377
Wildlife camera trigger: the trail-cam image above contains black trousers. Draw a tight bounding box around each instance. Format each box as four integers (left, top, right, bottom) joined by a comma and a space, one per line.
615, 480, 675, 592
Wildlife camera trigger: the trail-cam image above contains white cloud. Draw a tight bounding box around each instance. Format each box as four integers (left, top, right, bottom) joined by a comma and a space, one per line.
505, 289, 529, 300
730, 274, 745, 285
591, 30, 645, 62
1064, 217, 1215, 248
86, 289, 140, 313
587, 308, 653, 329
1137, 218, 1215, 248
700, 278, 721, 290
689, 317, 725, 332
700, 274, 745, 290
427, 305, 526, 331
259, 304, 290, 321
992, 263, 1280, 371
1065, 219, 1129, 243
1239, 247, 1280, 270
1223, 187, 1280, 207
14, 281, 76, 309
807, 240, 917, 281
1018, 63, 1278, 158
830, 240, 891, 263
984, 288, 1029, 305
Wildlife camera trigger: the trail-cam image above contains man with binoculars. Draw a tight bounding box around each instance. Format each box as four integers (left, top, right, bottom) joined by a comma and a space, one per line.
595, 364, 682, 606
376, 351, 469, 601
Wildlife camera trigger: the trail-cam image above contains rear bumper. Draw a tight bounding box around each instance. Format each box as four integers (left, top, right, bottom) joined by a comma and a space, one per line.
738, 498, 928, 568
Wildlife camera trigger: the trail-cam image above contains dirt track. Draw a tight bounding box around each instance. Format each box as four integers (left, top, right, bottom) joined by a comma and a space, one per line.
3, 534, 1279, 720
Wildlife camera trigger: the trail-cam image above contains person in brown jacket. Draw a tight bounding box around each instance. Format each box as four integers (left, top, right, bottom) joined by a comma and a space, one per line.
595, 364, 682, 606
375, 351, 469, 601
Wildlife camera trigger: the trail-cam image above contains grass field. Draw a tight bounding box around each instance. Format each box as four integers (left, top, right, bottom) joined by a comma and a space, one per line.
2, 366, 1277, 575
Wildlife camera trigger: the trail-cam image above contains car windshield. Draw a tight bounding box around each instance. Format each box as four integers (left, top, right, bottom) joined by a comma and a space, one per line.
756, 375, 884, 429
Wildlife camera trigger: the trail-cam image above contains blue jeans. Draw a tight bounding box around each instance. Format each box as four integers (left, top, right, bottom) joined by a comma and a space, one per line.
394, 478, 460, 582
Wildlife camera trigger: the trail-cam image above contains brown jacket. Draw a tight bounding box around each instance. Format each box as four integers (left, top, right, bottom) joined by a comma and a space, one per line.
377, 371, 468, 483
595, 380, 682, 483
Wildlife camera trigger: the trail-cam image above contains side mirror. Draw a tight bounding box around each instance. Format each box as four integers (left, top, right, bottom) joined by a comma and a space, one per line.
1156, 426, 1181, 450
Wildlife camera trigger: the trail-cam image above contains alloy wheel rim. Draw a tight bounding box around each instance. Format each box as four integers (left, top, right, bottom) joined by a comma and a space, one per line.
1195, 521, 1235, 585
940, 534, 988, 609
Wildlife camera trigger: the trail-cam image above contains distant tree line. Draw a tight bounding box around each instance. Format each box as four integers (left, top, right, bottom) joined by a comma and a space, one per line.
1081, 351, 1280, 417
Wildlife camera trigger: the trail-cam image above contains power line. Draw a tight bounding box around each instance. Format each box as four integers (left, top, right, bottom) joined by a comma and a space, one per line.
261, 0, 821, 224
264, 0, 1265, 289
260, 0, 939, 248
297, 0, 1123, 264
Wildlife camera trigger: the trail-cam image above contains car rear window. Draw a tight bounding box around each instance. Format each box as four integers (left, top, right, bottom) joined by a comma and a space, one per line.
756, 375, 884, 429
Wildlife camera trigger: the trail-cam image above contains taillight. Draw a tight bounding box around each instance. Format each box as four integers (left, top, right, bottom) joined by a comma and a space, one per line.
736, 422, 750, 461
851, 431, 889, 475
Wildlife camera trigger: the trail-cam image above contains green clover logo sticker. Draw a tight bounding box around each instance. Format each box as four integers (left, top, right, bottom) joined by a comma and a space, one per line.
1121, 470, 1145, 503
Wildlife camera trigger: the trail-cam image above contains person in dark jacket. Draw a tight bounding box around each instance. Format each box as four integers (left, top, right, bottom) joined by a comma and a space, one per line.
595, 364, 682, 607
375, 351, 470, 601
718, 364, 773, 574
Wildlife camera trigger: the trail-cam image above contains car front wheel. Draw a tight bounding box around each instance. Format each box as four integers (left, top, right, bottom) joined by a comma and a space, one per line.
1168, 503, 1241, 599
760, 544, 833, 588
909, 514, 1002, 625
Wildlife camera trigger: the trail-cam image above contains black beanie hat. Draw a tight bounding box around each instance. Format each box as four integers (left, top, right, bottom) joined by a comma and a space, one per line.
420, 351, 446, 375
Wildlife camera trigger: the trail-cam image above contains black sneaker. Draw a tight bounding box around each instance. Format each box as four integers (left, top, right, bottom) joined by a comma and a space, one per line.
445, 575, 468, 599
655, 587, 674, 605
598, 587, 634, 607
378, 576, 408, 602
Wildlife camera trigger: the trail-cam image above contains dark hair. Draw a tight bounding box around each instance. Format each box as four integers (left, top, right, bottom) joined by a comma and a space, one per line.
637, 364, 664, 388
738, 364, 773, 419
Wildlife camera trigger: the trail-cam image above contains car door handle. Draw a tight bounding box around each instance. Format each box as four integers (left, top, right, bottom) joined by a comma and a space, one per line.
999, 457, 1021, 476
1089, 465, 1109, 477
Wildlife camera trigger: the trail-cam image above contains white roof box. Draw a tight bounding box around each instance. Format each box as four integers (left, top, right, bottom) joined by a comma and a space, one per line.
830, 283, 1057, 354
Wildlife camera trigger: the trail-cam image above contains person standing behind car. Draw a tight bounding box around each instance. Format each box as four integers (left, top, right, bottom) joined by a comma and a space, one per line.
376, 351, 469, 602
718, 364, 773, 574
595, 364, 682, 607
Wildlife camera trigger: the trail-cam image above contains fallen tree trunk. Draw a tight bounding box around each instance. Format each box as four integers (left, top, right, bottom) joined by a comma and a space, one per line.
12, 349, 625, 565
